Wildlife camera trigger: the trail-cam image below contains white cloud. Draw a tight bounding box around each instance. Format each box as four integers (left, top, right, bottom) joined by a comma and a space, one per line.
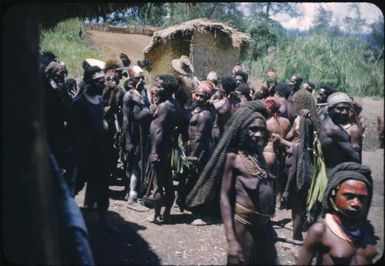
269, 2, 383, 32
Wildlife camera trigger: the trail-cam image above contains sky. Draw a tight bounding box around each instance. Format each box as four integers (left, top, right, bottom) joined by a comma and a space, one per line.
241, 2, 383, 33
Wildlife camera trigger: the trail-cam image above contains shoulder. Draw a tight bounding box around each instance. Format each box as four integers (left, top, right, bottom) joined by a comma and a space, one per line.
309, 221, 326, 235
304, 222, 326, 244
279, 116, 290, 125
225, 152, 238, 162
321, 118, 339, 135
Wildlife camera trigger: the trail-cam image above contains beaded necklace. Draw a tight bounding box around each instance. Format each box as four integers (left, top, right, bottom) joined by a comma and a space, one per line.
238, 150, 267, 178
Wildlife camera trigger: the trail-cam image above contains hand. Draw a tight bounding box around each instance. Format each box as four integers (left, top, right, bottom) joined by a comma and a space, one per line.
280, 191, 289, 210
69, 87, 77, 98
149, 104, 157, 114
228, 240, 245, 263
272, 133, 281, 142
299, 108, 311, 118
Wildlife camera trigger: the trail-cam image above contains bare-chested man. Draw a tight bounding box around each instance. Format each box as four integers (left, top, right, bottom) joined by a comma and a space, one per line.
212, 76, 240, 139
297, 162, 378, 265
177, 81, 216, 212
320, 92, 360, 170
147, 74, 184, 224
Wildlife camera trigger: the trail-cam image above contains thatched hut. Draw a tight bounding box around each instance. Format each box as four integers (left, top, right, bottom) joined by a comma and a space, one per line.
144, 18, 250, 81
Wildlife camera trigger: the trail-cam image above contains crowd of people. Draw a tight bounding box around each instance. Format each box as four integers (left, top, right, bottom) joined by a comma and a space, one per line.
41, 49, 379, 265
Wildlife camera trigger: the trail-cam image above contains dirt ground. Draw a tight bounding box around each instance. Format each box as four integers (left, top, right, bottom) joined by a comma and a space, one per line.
79, 30, 384, 265
87, 30, 151, 67
75, 147, 383, 265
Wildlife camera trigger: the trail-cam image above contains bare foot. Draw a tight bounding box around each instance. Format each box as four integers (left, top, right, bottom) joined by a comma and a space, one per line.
146, 215, 162, 225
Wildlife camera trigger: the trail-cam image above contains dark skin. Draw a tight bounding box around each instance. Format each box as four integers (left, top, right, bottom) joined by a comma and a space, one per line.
297, 180, 377, 265
302, 82, 314, 93
213, 84, 240, 136
316, 88, 329, 120
177, 88, 215, 211
320, 103, 360, 168
234, 74, 246, 87
148, 75, 184, 223
288, 75, 302, 97
273, 116, 304, 240
220, 118, 274, 263
188, 88, 214, 161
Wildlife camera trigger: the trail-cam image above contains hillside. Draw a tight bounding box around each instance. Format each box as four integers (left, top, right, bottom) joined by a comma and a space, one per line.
86, 30, 152, 65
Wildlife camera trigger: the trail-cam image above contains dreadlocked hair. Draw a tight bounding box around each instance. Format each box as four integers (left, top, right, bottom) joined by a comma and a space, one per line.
185, 100, 269, 214
292, 89, 320, 132
296, 115, 315, 190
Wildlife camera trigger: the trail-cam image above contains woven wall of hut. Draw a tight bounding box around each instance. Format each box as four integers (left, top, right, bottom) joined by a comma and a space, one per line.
145, 35, 191, 82
190, 30, 240, 80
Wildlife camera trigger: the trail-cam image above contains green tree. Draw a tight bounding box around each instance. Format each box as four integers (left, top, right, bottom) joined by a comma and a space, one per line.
311, 5, 333, 31
343, 3, 367, 34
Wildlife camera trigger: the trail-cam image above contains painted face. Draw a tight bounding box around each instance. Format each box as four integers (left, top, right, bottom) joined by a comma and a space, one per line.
317, 88, 327, 103
334, 180, 369, 220
247, 118, 266, 148
329, 102, 351, 125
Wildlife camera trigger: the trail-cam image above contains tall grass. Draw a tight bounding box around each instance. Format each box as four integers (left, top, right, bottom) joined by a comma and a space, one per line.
39, 18, 104, 80
247, 32, 384, 97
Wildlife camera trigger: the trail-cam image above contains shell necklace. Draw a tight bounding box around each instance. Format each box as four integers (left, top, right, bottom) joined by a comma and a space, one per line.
238, 150, 267, 178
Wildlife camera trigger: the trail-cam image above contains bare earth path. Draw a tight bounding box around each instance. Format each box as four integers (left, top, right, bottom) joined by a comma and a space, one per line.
76, 147, 382, 265
77, 30, 384, 265
87, 30, 151, 65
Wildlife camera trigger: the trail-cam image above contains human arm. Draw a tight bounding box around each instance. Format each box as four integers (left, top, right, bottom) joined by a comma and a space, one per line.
281, 145, 299, 207
272, 133, 295, 148
285, 121, 296, 141
149, 102, 169, 165
349, 125, 362, 149
132, 104, 151, 122
297, 222, 324, 265
325, 126, 360, 162
220, 153, 244, 263
122, 93, 134, 153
